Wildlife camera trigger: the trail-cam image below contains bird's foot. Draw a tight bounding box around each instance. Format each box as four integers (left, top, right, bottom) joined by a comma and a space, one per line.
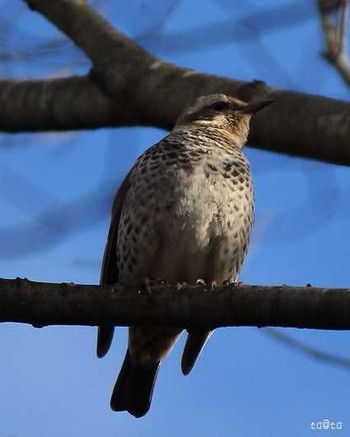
176, 281, 188, 290
196, 279, 217, 290
141, 277, 167, 293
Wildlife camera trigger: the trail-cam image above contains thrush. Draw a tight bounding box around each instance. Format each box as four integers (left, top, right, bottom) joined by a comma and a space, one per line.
97, 93, 273, 418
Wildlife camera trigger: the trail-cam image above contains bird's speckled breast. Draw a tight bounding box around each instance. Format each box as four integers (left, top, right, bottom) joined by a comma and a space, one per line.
116, 127, 254, 286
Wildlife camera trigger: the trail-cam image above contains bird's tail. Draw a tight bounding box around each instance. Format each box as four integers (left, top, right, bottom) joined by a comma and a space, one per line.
110, 349, 160, 418
181, 330, 212, 375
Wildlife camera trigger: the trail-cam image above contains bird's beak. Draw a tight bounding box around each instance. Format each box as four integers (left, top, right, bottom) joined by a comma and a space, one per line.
236, 99, 274, 115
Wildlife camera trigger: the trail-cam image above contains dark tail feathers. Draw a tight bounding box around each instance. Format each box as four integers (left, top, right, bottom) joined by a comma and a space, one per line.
111, 350, 160, 418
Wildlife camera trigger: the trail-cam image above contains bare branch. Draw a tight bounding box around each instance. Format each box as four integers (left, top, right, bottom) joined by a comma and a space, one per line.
0, 63, 349, 165
0, 76, 122, 131
0, 0, 341, 165
1, 278, 350, 331
318, 0, 350, 87
25, 0, 156, 73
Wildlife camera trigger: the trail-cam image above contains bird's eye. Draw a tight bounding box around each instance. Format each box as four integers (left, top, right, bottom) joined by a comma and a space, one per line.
209, 101, 230, 111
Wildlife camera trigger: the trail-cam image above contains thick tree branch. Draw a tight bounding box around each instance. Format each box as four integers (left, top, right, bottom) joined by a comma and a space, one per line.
1, 278, 350, 331
0, 0, 343, 164
0, 76, 122, 131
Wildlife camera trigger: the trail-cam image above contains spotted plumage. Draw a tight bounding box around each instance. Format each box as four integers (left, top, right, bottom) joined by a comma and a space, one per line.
98, 93, 273, 417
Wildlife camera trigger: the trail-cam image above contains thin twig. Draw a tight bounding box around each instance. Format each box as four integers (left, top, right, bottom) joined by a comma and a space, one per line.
265, 328, 350, 370
318, 0, 350, 87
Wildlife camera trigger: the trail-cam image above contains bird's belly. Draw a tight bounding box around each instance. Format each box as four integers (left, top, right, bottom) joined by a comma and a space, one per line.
118, 166, 253, 286
151, 176, 251, 284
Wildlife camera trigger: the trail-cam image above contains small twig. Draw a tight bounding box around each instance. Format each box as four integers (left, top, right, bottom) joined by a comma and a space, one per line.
265, 328, 350, 370
318, 0, 350, 87
338, 0, 348, 53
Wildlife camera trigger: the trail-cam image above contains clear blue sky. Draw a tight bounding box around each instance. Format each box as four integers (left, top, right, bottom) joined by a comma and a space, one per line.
0, 1, 349, 436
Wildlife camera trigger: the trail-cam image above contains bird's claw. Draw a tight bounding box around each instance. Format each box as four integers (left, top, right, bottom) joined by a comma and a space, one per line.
196, 279, 217, 290
141, 277, 168, 293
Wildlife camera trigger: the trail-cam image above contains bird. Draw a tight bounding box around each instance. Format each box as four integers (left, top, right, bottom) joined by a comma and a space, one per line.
97, 93, 273, 418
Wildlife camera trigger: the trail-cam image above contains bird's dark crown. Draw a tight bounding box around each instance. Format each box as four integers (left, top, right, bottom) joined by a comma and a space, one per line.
174, 93, 273, 147
176, 94, 244, 124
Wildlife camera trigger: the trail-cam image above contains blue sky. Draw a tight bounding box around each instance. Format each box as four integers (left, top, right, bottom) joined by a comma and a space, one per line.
0, 1, 349, 436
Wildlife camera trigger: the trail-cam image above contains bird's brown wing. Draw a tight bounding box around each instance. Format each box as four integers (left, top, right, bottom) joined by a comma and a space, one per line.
97, 172, 131, 358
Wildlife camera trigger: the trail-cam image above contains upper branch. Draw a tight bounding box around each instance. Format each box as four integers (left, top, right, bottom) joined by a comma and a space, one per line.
1, 278, 350, 330
0, 0, 345, 164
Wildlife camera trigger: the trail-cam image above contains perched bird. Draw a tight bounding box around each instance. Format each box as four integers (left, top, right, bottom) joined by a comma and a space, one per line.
98, 93, 273, 418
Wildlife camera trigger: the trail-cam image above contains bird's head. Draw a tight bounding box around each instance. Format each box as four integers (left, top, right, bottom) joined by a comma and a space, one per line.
174, 93, 273, 147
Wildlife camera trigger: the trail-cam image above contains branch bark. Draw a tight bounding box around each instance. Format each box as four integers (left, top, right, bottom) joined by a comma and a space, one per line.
0, 0, 345, 164
1, 278, 350, 331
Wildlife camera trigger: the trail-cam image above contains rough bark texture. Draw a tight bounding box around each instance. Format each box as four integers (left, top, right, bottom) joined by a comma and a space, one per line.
1, 278, 350, 330
0, 0, 341, 164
